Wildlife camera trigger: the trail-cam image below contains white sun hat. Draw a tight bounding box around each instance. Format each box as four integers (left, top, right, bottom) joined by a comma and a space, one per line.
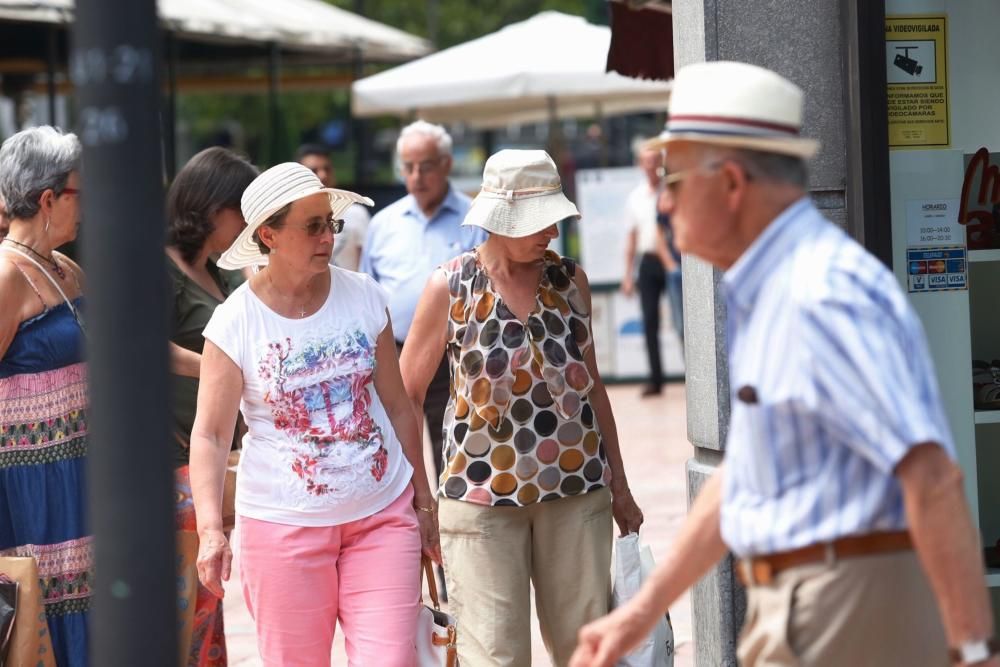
462, 149, 580, 238
646, 61, 819, 159
217, 162, 374, 269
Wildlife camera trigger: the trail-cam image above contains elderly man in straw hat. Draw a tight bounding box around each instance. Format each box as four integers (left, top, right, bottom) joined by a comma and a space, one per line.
571, 61, 997, 667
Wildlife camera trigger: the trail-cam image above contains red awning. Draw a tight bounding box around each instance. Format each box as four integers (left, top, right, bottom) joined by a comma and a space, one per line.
606, 0, 674, 81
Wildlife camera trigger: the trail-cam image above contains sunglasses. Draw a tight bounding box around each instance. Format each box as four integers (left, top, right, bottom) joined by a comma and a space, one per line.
291, 214, 345, 237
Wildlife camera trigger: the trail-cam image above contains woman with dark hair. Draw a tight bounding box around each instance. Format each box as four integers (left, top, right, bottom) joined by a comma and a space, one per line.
165, 146, 258, 667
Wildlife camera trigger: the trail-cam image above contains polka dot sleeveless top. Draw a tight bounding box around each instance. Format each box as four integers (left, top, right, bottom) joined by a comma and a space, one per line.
439, 250, 610, 506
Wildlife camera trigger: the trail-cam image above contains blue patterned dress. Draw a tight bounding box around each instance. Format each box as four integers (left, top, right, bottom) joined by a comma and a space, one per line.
0, 296, 92, 667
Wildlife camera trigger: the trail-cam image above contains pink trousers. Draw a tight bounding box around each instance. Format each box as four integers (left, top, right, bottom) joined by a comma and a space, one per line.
238, 487, 422, 666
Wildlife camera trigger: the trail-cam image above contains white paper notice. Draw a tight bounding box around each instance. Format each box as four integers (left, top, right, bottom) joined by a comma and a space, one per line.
905, 198, 965, 247
575, 166, 643, 285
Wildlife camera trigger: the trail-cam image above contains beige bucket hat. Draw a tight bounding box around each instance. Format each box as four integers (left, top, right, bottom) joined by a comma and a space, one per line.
217, 162, 373, 270
462, 149, 580, 238
646, 61, 819, 159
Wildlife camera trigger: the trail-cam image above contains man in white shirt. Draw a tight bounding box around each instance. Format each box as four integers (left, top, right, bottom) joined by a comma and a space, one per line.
621, 142, 672, 396
296, 144, 371, 271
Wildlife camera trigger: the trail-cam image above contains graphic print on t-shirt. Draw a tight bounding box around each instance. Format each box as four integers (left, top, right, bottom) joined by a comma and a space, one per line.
256, 329, 388, 498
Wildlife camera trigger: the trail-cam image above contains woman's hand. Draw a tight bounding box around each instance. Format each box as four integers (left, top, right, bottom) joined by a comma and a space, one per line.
611, 486, 644, 536
196, 528, 233, 598
415, 500, 443, 565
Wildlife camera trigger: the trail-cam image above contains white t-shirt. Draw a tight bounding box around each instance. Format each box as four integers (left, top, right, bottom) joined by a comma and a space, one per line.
625, 181, 659, 254
330, 204, 371, 272
203, 266, 412, 526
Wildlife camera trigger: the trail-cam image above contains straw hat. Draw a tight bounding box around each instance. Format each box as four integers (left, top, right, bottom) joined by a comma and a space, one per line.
462, 150, 580, 238
217, 162, 373, 270
646, 61, 819, 158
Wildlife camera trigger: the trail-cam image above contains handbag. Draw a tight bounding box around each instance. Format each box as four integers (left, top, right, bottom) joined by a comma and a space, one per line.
611, 533, 674, 667
0, 557, 56, 667
416, 558, 458, 667
0, 574, 15, 665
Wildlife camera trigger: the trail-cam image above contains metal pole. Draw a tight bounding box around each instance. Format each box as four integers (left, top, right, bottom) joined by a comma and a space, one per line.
427, 0, 440, 47
481, 129, 495, 160
268, 41, 282, 165
595, 101, 609, 168
352, 47, 369, 187
70, 0, 176, 664
46, 24, 58, 124
163, 30, 178, 180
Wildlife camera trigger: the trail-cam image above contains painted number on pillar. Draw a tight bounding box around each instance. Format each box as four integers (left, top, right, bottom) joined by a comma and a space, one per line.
78, 107, 128, 147
70, 45, 153, 86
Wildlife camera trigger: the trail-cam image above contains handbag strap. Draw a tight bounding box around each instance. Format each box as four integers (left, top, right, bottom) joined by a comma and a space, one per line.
0, 246, 87, 337
422, 557, 441, 611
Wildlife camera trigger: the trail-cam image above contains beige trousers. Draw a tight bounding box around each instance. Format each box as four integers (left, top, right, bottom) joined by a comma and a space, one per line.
738, 550, 949, 667
439, 488, 613, 667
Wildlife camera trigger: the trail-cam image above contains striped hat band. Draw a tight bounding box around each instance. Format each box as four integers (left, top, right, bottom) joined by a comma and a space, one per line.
665, 114, 801, 139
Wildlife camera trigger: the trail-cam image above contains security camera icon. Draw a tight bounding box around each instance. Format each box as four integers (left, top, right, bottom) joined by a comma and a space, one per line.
894, 46, 922, 76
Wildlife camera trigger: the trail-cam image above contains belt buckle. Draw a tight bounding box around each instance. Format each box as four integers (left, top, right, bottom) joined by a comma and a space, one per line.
740, 558, 773, 586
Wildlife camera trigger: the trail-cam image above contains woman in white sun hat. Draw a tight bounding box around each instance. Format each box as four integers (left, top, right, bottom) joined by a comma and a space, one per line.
189, 162, 440, 666
401, 149, 644, 667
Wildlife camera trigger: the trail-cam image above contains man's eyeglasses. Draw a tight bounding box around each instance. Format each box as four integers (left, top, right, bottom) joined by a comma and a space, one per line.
400, 157, 444, 176
291, 214, 345, 237
661, 161, 729, 195
60, 187, 82, 197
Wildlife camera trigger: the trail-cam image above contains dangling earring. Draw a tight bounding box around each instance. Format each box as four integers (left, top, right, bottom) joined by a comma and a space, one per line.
44, 215, 51, 233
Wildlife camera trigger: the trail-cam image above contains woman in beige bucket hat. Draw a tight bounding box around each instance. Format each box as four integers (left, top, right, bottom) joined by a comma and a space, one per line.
189, 162, 441, 665
402, 149, 645, 666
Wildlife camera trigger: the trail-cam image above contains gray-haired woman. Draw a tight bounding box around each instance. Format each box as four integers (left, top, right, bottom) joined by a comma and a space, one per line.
0, 126, 91, 667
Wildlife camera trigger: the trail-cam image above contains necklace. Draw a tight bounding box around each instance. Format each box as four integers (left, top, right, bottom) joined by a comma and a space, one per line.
3, 238, 66, 279
266, 270, 309, 318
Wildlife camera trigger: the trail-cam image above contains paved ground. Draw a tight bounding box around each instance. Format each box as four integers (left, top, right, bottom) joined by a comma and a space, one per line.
222, 382, 695, 666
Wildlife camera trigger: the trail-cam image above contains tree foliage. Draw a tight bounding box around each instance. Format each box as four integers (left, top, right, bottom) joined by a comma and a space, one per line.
326, 0, 608, 49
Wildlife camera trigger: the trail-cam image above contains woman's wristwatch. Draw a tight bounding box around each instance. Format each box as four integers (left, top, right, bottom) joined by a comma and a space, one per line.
949, 638, 1000, 665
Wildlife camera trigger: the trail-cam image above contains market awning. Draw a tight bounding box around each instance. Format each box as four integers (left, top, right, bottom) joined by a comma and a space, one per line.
0, 0, 430, 60
351, 11, 672, 128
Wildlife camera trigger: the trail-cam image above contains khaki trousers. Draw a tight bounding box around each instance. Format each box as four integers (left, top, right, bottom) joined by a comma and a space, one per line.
439, 488, 613, 667
738, 550, 949, 667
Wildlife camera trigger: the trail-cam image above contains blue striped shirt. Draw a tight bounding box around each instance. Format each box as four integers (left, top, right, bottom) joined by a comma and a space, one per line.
719, 198, 954, 557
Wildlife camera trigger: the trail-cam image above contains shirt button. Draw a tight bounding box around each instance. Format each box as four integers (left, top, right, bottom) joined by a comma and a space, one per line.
737, 385, 759, 404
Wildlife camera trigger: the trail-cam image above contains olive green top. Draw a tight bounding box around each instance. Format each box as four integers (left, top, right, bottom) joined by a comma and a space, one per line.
168, 256, 242, 467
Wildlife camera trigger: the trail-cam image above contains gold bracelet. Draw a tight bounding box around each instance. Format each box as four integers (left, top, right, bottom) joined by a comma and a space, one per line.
414, 504, 437, 514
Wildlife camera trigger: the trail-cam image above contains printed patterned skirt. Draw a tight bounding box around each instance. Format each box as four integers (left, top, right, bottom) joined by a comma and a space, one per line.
176, 465, 227, 667
0, 359, 92, 667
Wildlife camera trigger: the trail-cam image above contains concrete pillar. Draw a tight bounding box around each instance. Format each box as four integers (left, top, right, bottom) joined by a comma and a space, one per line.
672, 1, 849, 664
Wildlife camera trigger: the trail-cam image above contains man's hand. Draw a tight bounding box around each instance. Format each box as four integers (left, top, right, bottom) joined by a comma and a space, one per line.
570, 602, 657, 667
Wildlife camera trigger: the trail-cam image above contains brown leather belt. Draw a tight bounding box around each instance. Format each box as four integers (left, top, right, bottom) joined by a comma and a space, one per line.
737, 530, 912, 587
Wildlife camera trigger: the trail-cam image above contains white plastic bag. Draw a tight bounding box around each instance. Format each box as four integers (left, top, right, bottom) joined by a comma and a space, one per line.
611, 533, 674, 667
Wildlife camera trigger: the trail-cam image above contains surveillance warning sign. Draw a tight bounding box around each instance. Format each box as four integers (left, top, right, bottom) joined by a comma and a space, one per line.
886, 15, 948, 148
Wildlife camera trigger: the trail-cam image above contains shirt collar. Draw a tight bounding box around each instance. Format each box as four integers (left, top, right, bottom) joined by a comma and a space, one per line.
403, 184, 461, 221
722, 197, 813, 312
